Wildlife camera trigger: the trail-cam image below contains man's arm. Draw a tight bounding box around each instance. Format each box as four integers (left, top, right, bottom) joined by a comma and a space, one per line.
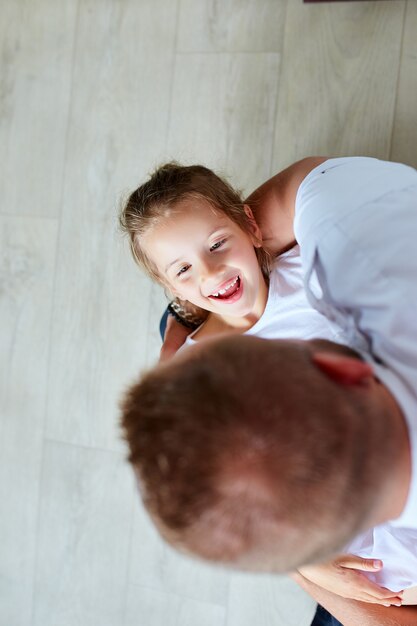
293, 572, 417, 626
245, 156, 327, 256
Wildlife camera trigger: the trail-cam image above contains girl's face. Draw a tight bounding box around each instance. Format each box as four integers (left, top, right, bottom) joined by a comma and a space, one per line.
141, 197, 268, 321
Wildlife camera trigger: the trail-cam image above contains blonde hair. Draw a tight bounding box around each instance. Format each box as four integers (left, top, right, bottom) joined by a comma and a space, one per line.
119, 162, 272, 284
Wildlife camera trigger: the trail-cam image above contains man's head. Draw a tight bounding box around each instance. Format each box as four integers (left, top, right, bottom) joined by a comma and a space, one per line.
121, 335, 400, 572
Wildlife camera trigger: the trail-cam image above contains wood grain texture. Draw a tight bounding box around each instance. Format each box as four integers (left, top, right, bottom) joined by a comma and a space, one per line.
45, 0, 177, 450
227, 574, 317, 626
167, 52, 280, 197
272, 0, 405, 171
125, 586, 226, 626
128, 501, 230, 606
0, 216, 57, 626
177, 0, 287, 53
33, 441, 134, 626
391, 0, 417, 168
46, 222, 152, 451
3, 0, 416, 624
0, 0, 77, 217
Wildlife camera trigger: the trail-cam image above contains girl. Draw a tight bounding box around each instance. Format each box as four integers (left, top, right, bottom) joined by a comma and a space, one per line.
119, 161, 343, 351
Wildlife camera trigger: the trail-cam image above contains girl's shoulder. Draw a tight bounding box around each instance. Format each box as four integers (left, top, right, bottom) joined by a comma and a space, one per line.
270, 243, 302, 277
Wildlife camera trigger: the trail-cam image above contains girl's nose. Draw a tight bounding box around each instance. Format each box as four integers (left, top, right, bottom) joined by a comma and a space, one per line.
199, 257, 224, 283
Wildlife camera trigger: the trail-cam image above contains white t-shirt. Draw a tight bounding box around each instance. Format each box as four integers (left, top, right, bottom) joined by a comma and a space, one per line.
183, 245, 346, 348
295, 156, 417, 591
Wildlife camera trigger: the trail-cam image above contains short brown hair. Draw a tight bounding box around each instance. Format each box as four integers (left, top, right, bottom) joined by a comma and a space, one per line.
119, 162, 271, 285
120, 336, 394, 571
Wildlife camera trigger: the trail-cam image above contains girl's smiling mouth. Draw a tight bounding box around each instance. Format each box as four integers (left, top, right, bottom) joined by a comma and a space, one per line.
208, 275, 242, 301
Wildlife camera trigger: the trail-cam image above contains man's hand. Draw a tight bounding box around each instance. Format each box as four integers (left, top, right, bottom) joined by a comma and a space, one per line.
159, 314, 193, 362
297, 555, 404, 607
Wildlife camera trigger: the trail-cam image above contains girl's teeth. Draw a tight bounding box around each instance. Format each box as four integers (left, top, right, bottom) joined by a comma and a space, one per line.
211, 276, 239, 297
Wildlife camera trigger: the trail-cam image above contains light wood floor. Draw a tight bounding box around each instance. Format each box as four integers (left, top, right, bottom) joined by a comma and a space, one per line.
1, 1, 416, 625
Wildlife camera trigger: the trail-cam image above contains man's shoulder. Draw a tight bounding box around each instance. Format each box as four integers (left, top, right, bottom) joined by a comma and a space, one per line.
295, 157, 417, 263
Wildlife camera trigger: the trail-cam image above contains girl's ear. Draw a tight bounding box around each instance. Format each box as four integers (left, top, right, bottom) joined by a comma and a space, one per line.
243, 205, 263, 247
169, 286, 183, 300
161, 277, 183, 301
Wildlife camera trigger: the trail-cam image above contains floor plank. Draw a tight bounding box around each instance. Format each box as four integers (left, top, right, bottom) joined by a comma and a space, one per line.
177, 0, 287, 53
33, 441, 134, 626
272, 0, 405, 171
128, 501, 230, 606
390, 0, 417, 169
167, 52, 280, 196
0, 216, 57, 626
125, 586, 226, 626
0, 0, 77, 217
227, 574, 316, 626
45, 0, 177, 450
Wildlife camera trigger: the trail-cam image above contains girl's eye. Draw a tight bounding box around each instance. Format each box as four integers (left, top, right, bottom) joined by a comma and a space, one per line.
176, 264, 190, 277
210, 238, 227, 252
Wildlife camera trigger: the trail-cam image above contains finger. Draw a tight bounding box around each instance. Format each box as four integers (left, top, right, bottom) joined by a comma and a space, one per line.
371, 585, 403, 600
361, 588, 404, 603
338, 555, 383, 571
354, 575, 401, 600
360, 592, 402, 607
355, 592, 386, 605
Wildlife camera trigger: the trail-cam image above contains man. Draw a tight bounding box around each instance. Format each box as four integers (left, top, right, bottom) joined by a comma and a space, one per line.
122, 157, 417, 625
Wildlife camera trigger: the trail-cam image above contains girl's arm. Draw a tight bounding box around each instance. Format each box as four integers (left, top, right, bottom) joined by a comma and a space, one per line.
298, 555, 403, 605
245, 156, 327, 256
159, 300, 208, 362
159, 313, 194, 361
293, 572, 417, 626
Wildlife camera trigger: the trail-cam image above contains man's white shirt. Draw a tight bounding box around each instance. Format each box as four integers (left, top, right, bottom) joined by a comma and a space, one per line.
295, 156, 417, 591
